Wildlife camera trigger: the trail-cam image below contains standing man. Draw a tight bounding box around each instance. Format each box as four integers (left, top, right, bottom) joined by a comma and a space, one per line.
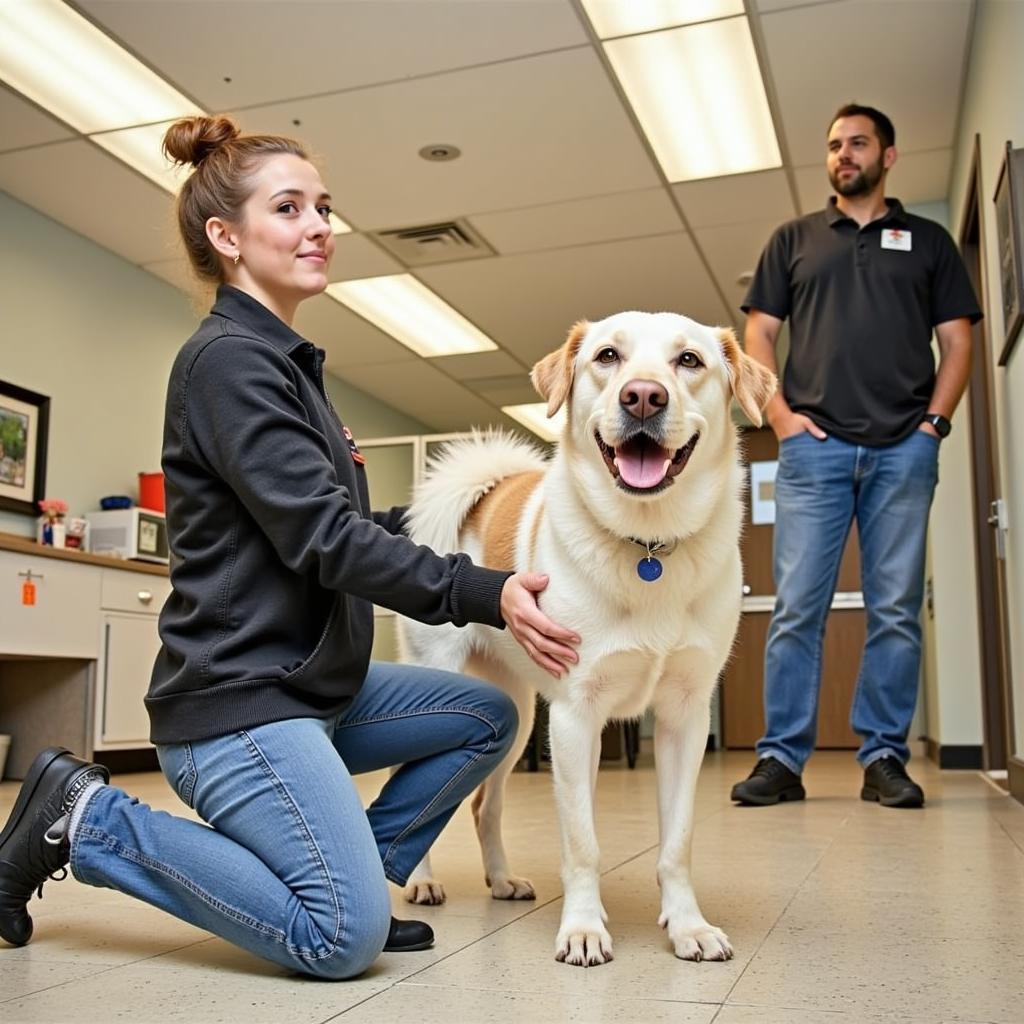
731, 103, 980, 809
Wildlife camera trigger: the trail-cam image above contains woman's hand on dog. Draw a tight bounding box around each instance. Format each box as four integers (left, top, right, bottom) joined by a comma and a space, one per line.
501, 573, 580, 679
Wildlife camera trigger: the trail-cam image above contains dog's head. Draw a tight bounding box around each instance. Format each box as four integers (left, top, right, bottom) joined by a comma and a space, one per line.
531, 312, 775, 497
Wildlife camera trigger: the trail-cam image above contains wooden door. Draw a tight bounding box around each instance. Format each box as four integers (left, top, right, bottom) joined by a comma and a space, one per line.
721, 427, 865, 749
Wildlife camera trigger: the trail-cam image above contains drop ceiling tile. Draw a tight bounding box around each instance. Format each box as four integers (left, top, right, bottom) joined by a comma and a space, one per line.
672, 169, 795, 229
793, 148, 952, 214
79, 0, 588, 110
142, 257, 201, 295
695, 219, 788, 321
470, 379, 542, 407
328, 233, 405, 282
238, 48, 660, 230
0, 139, 178, 264
294, 294, 420, 369
429, 350, 529, 381
753, 0, 839, 10
419, 233, 732, 367
762, 0, 973, 166
469, 188, 681, 255
338, 361, 507, 433
0, 85, 75, 152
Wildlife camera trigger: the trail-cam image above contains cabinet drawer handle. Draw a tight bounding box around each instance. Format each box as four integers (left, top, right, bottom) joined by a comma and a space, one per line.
18, 569, 44, 580
137, 590, 153, 605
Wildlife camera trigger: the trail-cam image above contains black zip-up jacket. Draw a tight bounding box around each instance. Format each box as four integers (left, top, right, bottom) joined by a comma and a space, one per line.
145, 286, 510, 743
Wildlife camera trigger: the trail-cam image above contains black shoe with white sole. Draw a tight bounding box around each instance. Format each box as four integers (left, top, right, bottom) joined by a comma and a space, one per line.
730, 756, 806, 806
0, 747, 109, 947
861, 757, 924, 808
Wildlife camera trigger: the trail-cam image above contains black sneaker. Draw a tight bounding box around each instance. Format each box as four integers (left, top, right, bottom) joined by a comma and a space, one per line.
861, 757, 924, 808
0, 747, 109, 946
730, 756, 806, 806
383, 916, 434, 952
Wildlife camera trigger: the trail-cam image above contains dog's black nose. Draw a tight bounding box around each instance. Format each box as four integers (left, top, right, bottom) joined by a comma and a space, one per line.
619, 379, 668, 420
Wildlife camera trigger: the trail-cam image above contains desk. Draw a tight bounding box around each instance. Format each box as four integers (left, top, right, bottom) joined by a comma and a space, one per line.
0, 533, 169, 778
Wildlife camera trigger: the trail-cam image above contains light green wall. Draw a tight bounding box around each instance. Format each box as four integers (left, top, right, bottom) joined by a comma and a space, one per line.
0, 191, 426, 538
899, 201, 985, 749
948, 0, 1024, 755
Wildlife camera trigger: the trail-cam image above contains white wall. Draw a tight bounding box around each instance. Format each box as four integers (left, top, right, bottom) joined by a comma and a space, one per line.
948, 0, 1024, 755
0, 191, 426, 539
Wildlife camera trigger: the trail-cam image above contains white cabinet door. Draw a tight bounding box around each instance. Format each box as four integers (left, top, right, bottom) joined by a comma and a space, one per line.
0, 550, 100, 657
100, 613, 160, 745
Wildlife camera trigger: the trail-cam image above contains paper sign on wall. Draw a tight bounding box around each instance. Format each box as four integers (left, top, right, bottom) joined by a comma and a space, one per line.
750, 460, 778, 525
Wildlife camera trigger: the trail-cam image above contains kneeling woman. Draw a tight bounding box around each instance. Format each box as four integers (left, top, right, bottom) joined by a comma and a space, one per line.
0, 115, 579, 979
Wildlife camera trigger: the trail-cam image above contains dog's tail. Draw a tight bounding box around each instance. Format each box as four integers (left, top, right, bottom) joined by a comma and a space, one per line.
404, 429, 548, 554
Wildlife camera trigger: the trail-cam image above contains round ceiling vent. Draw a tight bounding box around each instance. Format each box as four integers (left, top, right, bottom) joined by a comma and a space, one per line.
418, 143, 461, 162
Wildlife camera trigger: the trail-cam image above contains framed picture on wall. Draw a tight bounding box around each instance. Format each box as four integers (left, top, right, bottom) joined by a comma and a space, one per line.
993, 142, 1024, 365
0, 380, 50, 516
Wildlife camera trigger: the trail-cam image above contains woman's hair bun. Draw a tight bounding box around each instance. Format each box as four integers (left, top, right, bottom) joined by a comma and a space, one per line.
163, 115, 240, 168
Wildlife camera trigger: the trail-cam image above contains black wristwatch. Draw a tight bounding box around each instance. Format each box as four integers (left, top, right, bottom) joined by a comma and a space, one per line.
921, 412, 951, 438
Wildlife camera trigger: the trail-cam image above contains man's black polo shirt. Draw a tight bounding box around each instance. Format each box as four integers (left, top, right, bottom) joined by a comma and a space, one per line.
742, 197, 981, 446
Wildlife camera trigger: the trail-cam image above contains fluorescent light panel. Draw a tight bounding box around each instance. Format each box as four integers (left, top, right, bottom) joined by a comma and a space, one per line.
330, 213, 353, 235
0, 0, 197, 134
501, 403, 565, 443
604, 17, 781, 182
327, 275, 497, 358
581, 0, 744, 39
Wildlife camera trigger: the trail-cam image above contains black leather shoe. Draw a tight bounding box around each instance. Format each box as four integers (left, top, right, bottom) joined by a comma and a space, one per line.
0, 747, 109, 946
861, 757, 924, 808
730, 756, 806, 806
383, 916, 434, 952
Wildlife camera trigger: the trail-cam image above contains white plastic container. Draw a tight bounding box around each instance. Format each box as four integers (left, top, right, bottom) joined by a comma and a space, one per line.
0, 734, 10, 780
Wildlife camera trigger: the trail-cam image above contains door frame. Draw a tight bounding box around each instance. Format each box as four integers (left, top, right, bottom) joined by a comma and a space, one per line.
958, 135, 1016, 772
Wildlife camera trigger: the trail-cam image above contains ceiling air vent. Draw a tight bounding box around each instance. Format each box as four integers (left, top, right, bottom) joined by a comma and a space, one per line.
371, 218, 495, 267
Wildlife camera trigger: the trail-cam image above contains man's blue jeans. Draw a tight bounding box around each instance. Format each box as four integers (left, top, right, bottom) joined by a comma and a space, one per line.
70, 661, 518, 979
757, 429, 939, 774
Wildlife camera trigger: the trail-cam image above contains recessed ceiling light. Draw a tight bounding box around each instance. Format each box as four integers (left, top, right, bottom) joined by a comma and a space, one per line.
580, 0, 744, 38
326, 275, 497, 358
329, 213, 353, 235
602, 18, 781, 182
0, 0, 198, 135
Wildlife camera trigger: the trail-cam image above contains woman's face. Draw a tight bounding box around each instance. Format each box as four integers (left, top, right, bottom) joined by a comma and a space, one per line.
229, 153, 336, 314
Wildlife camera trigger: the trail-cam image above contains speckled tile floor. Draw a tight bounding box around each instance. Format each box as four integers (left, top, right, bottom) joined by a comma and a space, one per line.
1, 749, 1022, 1024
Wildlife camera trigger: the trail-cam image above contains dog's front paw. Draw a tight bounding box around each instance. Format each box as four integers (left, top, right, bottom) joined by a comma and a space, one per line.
487, 873, 536, 900
404, 879, 447, 905
554, 923, 614, 967
659, 913, 733, 962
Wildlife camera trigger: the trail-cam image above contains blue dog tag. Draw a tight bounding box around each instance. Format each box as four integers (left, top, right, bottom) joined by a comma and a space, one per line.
637, 557, 663, 582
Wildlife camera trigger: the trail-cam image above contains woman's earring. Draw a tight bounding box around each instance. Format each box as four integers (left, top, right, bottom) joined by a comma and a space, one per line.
232, 253, 241, 266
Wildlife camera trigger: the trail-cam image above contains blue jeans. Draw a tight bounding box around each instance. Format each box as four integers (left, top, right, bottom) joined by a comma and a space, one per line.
69, 661, 518, 979
757, 430, 939, 773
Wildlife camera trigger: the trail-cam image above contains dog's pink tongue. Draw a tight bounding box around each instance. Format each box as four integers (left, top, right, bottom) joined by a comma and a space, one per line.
614, 451, 671, 489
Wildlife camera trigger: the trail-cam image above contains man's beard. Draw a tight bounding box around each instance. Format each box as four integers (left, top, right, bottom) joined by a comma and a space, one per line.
829, 155, 884, 197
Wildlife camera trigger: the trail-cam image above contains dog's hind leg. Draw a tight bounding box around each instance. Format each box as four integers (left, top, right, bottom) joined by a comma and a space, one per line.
653, 680, 733, 962
548, 701, 613, 966
466, 655, 538, 900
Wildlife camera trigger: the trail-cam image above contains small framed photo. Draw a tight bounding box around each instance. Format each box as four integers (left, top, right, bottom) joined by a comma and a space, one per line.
0, 380, 50, 517
993, 142, 1024, 365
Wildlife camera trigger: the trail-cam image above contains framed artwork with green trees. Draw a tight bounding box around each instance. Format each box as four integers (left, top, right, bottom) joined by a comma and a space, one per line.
0, 380, 50, 517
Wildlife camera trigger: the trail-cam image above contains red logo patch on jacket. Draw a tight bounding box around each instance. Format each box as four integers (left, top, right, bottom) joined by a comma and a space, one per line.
342, 425, 366, 465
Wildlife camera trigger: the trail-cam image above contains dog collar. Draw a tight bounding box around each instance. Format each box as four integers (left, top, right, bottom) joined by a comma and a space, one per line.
626, 537, 677, 582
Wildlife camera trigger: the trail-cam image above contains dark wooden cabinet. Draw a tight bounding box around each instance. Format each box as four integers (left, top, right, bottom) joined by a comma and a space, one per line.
721, 428, 866, 750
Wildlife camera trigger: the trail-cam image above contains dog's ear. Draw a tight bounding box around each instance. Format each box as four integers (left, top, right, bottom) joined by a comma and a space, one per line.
718, 327, 777, 426
531, 320, 588, 417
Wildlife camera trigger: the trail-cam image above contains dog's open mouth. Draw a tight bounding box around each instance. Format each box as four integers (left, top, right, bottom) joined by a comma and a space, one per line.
595, 431, 699, 492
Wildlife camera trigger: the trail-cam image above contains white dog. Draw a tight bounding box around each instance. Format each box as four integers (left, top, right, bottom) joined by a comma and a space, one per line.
398, 312, 775, 966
